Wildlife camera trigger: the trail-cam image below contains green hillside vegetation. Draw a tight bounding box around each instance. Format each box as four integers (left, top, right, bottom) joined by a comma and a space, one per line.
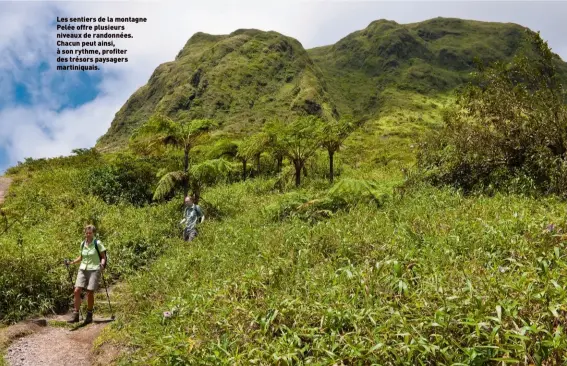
2, 17, 567, 364
308, 17, 567, 117
97, 29, 338, 151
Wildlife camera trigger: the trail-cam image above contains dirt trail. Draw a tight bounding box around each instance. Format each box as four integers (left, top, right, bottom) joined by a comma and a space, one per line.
3, 286, 122, 366
4, 319, 107, 366
0, 176, 12, 205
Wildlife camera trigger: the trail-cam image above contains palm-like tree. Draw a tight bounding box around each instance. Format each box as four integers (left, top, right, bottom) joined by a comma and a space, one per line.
236, 132, 269, 180
319, 116, 358, 183
129, 113, 217, 200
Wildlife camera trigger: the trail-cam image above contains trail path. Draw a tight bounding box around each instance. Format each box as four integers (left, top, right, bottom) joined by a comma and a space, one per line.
4, 318, 107, 366
0, 176, 12, 205
3, 286, 121, 366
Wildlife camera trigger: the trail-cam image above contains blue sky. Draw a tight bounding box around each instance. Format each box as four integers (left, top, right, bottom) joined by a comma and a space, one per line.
1, 0, 566, 174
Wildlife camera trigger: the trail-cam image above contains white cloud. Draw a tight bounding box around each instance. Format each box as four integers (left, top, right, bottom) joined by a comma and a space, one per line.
0, 0, 566, 173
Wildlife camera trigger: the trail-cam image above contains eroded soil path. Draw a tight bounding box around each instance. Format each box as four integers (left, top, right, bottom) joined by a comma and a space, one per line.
4, 318, 107, 366
2, 285, 122, 366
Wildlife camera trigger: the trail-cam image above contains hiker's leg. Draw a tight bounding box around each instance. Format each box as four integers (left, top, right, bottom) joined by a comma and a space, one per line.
73, 287, 82, 311
187, 229, 197, 241
86, 290, 94, 311
85, 269, 101, 310
183, 227, 189, 241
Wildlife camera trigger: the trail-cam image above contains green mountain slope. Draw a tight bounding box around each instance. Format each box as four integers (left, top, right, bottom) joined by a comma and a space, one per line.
96, 17, 567, 152
96, 29, 338, 150
308, 17, 567, 117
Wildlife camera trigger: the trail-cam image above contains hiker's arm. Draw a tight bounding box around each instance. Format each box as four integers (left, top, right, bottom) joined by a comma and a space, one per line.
68, 255, 81, 265
100, 251, 107, 269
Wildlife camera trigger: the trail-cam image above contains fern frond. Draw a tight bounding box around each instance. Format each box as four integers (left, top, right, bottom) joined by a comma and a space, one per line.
153, 170, 186, 201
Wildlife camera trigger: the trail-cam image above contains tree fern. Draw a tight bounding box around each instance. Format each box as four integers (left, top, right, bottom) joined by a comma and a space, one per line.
153, 170, 186, 201
189, 158, 236, 202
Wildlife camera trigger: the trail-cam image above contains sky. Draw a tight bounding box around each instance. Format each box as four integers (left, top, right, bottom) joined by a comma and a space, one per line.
0, 0, 566, 174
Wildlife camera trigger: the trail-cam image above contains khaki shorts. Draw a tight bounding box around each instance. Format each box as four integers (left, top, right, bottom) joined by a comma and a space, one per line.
75, 269, 101, 291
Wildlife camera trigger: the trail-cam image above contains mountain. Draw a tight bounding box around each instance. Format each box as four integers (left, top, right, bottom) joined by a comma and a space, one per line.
96, 17, 567, 150
308, 17, 567, 116
96, 29, 338, 150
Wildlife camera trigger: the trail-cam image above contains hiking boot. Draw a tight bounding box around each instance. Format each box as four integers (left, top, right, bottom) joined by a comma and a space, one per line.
83, 310, 93, 325
67, 311, 79, 323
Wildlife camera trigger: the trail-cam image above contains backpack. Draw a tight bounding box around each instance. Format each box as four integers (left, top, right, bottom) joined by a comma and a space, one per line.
81, 238, 108, 265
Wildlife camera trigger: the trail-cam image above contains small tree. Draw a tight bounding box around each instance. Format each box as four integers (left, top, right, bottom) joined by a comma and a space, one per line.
129, 113, 217, 200
189, 158, 235, 203
236, 133, 269, 180
263, 119, 288, 172
280, 116, 325, 187
319, 116, 357, 183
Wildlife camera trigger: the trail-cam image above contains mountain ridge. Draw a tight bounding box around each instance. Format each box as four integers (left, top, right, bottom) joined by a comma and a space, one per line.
95, 16, 567, 151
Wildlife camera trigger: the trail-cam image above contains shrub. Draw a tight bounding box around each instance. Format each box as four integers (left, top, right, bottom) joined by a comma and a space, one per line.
84, 156, 158, 206
418, 31, 567, 196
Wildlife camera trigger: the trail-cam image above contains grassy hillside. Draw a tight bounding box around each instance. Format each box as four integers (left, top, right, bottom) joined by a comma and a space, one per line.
308, 17, 567, 117
103, 180, 567, 365
5, 159, 567, 364
2, 16, 567, 365
96, 29, 338, 150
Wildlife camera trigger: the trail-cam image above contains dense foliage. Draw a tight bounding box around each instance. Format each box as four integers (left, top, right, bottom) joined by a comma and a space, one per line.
84, 154, 159, 206
418, 31, 567, 196
0, 154, 179, 323
105, 182, 567, 365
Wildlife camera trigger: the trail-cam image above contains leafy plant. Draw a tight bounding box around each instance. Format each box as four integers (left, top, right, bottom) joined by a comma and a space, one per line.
280, 116, 326, 187
319, 116, 359, 183
130, 113, 218, 199
84, 155, 157, 206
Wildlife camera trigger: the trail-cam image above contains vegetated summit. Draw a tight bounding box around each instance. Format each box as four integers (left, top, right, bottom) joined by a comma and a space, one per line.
96, 29, 338, 150
96, 17, 567, 150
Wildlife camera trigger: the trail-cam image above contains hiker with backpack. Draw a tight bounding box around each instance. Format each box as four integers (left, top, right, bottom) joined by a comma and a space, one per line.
64, 224, 107, 324
180, 195, 205, 241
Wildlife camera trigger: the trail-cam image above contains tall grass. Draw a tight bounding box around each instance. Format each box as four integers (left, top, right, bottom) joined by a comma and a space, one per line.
102, 179, 567, 364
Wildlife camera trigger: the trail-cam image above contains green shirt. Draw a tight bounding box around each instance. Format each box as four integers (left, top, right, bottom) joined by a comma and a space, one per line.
79, 239, 106, 271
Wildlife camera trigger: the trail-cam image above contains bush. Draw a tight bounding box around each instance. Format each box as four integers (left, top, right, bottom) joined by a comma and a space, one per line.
418, 31, 567, 196
263, 178, 389, 223
84, 156, 158, 206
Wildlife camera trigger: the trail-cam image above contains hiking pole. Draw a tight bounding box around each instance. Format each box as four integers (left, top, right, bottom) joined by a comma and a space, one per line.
64, 259, 74, 286
101, 269, 115, 320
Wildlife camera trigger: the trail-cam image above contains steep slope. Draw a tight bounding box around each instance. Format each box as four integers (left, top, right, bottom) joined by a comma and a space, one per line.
308, 17, 567, 117
97, 18, 567, 151
96, 29, 338, 150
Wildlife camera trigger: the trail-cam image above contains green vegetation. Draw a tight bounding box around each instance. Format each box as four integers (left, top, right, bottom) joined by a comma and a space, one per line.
97, 18, 567, 153
129, 113, 218, 200
309, 17, 567, 118
105, 182, 567, 364
2, 17, 567, 365
97, 29, 338, 150
418, 31, 567, 196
